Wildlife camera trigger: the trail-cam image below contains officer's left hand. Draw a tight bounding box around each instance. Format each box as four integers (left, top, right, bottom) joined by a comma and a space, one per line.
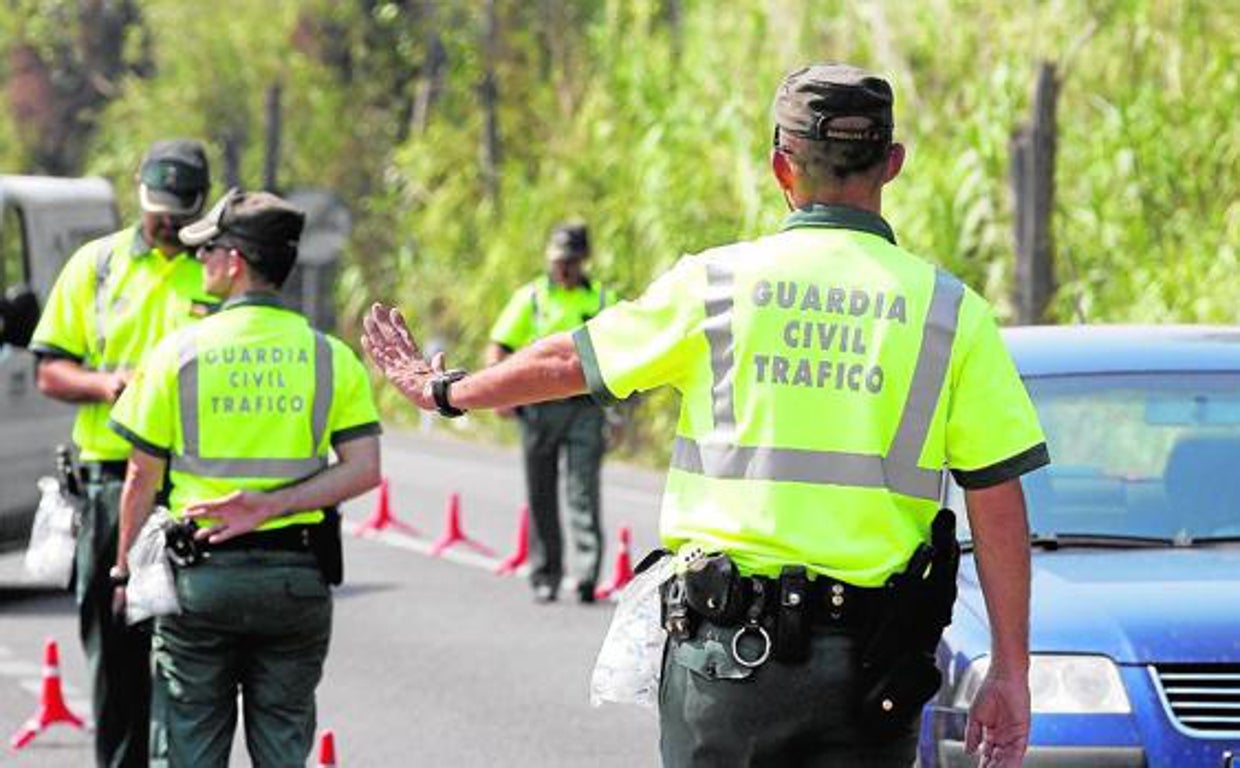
964, 669, 1030, 768
184, 490, 282, 544
361, 302, 445, 411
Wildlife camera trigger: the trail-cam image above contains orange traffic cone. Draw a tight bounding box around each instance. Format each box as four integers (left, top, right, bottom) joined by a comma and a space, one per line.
494, 504, 530, 576
316, 729, 338, 767
9, 638, 85, 749
595, 526, 634, 600
354, 477, 419, 536
429, 492, 495, 557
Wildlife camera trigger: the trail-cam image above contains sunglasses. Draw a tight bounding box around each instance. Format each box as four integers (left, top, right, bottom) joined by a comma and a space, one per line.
195, 241, 229, 260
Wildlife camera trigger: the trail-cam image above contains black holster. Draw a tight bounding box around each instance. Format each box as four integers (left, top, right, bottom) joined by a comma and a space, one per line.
310, 506, 344, 586
858, 508, 961, 733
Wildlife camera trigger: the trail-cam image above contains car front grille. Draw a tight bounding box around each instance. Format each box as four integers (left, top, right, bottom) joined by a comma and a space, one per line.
1152, 664, 1240, 734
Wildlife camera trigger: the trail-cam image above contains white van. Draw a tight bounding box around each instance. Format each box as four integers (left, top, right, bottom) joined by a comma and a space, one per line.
0, 175, 119, 550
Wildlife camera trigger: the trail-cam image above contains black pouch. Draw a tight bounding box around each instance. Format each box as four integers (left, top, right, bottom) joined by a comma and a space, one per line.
661, 575, 695, 640
683, 553, 746, 625
309, 507, 344, 586
165, 519, 206, 568
772, 566, 810, 663
859, 651, 942, 736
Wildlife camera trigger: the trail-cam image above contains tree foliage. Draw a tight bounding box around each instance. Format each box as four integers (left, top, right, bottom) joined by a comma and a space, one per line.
3, 0, 1239, 457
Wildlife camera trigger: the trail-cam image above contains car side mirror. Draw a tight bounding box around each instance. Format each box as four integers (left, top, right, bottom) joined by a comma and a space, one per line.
0, 284, 40, 348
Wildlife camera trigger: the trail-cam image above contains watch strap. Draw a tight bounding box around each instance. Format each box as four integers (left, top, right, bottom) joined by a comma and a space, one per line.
432, 369, 469, 418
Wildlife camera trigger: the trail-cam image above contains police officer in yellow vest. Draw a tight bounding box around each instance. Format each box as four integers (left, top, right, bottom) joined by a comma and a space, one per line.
29, 139, 215, 768
487, 221, 614, 603
363, 64, 1046, 768
108, 190, 382, 767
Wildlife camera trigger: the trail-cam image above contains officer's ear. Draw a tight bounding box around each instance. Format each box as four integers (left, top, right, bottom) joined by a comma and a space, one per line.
771, 149, 796, 194
882, 143, 906, 184
226, 248, 247, 278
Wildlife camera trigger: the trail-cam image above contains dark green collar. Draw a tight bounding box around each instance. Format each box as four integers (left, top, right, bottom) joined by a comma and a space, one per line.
780, 205, 897, 245
221, 291, 285, 311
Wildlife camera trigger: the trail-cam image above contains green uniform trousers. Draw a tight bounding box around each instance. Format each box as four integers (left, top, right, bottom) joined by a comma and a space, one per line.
659, 620, 919, 768
517, 396, 606, 592
151, 550, 331, 768
77, 464, 152, 768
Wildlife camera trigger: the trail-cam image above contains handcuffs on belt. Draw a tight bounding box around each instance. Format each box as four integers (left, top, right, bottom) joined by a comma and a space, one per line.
731, 579, 772, 668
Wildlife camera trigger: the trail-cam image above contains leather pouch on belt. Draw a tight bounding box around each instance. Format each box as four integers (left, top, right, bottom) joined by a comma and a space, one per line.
772, 566, 810, 663
683, 553, 745, 625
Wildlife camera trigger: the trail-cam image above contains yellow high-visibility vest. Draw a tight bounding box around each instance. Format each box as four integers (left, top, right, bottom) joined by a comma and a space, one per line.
109, 294, 381, 531
575, 205, 1048, 585
30, 226, 217, 461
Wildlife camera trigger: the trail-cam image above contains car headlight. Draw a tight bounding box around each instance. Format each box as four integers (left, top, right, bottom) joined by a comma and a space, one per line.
953, 654, 1131, 714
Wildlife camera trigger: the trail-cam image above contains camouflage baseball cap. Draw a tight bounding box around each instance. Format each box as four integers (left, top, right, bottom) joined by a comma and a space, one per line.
180, 189, 305, 280
138, 139, 210, 216
772, 64, 894, 142
545, 221, 590, 262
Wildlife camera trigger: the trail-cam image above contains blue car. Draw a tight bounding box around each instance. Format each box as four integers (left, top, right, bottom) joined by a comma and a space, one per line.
920, 326, 1240, 768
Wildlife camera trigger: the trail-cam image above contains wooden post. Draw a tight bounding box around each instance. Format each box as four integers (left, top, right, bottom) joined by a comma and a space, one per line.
479, 0, 502, 212
1010, 62, 1059, 324
222, 131, 244, 189
263, 82, 282, 192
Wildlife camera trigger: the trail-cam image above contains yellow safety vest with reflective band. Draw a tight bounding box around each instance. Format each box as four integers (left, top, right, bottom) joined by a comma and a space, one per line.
574, 205, 1048, 586
108, 294, 381, 531
490, 275, 612, 350
30, 226, 217, 461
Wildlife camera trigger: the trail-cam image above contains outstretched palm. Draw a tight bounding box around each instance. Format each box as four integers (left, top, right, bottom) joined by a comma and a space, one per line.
360, 302, 445, 411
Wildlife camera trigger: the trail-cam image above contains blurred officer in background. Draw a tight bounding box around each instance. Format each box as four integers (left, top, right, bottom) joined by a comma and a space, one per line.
487, 221, 615, 603
29, 139, 215, 767
109, 190, 382, 767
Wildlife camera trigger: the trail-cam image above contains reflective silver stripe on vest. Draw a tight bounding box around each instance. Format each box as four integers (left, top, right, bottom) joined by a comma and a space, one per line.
703, 261, 737, 431
672, 268, 965, 501
177, 330, 201, 458
94, 236, 116, 361
883, 270, 965, 498
171, 454, 327, 479
171, 328, 334, 479
311, 332, 332, 451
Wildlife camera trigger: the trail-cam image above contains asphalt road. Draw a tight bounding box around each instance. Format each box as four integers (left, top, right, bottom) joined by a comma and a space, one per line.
0, 428, 667, 766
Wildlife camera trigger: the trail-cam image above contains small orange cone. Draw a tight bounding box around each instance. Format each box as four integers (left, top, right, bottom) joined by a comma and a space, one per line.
494, 504, 530, 576
594, 526, 634, 601
316, 729, 337, 767
9, 638, 85, 749
430, 492, 495, 557
354, 477, 419, 536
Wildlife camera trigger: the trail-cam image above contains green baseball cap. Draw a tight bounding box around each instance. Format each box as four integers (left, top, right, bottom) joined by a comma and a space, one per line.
772, 64, 894, 142
138, 139, 210, 216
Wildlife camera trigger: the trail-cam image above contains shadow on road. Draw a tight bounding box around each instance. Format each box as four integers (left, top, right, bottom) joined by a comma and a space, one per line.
0, 585, 76, 615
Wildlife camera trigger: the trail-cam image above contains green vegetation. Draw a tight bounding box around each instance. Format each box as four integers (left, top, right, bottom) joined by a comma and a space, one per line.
3, 0, 1239, 459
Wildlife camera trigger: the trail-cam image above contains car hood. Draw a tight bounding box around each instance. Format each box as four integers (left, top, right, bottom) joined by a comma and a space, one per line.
958, 548, 1240, 664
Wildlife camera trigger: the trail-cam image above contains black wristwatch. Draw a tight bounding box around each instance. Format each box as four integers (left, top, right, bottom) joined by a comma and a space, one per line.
431, 369, 469, 418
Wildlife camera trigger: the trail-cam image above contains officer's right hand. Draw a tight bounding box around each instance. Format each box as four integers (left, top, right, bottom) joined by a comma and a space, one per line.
102, 370, 132, 403
964, 669, 1030, 768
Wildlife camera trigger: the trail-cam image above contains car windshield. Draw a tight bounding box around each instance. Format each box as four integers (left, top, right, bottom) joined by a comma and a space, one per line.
955, 372, 1240, 545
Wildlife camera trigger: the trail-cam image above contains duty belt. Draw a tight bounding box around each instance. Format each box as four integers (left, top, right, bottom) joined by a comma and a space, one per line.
208, 525, 315, 553
741, 573, 884, 628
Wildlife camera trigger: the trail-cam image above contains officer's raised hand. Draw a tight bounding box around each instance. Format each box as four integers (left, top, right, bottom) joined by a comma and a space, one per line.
964, 669, 1031, 768
361, 302, 449, 411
